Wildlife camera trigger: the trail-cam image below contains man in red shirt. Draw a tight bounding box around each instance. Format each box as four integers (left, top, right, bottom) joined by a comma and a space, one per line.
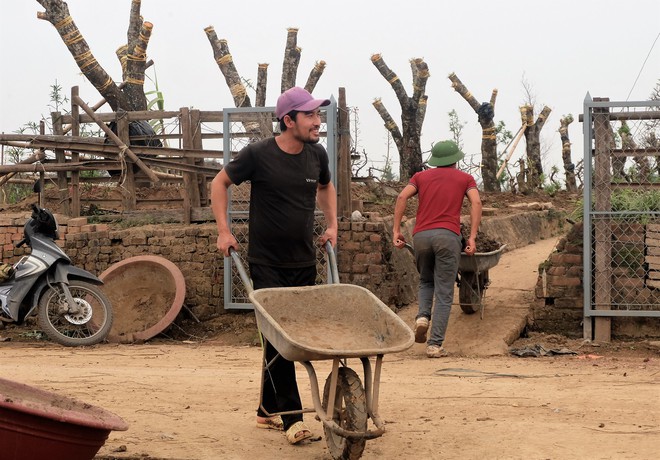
393, 140, 482, 358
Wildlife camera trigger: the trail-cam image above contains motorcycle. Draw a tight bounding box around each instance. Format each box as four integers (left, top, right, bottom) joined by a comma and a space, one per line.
0, 186, 113, 346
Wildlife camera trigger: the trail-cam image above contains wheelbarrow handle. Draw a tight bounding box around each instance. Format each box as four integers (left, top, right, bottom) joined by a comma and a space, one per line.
325, 240, 340, 285
229, 247, 254, 295
229, 241, 339, 295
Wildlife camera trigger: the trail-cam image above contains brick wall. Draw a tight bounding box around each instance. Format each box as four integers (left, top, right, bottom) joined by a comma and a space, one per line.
533, 221, 660, 338
3, 209, 570, 328
1, 212, 409, 321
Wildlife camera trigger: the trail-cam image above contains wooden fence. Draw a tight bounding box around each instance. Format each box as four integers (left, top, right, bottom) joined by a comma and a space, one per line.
0, 86, 353, 221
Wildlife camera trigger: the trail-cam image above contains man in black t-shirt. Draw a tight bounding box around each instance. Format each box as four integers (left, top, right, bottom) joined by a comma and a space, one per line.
211, 87, 337, 445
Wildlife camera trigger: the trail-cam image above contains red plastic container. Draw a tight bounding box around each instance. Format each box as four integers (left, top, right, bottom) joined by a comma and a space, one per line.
0, 377, 128, 460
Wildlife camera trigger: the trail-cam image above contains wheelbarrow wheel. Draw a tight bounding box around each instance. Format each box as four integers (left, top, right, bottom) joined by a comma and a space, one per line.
322, 367, 368, 460
458, 271, 488, 314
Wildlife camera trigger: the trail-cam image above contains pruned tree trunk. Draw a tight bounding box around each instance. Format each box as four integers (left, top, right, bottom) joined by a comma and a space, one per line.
255, 64, 268, 107
520, 104, 551, 189
36, 0, 151, 112
371, 54, 428, 181
281, 28, 301, 92
206, 26, 326, 106
448, 72, 500, 192
559, 115, 578, 192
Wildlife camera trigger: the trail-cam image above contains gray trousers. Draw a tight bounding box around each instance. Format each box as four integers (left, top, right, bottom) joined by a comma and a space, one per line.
413, 228, 462, 346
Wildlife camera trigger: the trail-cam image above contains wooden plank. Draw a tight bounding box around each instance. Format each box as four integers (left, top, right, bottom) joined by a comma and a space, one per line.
180, 107, 200, 212
592, 105, 612, 342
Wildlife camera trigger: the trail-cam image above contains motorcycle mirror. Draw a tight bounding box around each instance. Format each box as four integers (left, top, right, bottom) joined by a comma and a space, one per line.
33, 179, 42, 194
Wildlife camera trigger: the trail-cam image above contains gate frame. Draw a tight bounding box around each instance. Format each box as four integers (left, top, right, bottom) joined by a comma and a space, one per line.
582, 95, 660, 340
222, 101, 338, 310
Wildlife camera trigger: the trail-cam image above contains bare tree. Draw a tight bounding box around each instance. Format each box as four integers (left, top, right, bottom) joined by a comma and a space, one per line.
371, 55, 429, 181
559, 115, 578, 192
448, 73, 500, 191
36, 0, 152, 112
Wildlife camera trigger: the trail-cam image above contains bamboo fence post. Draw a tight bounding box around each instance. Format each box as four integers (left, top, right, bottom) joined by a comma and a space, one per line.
116, 112, 136, 211
190, 109, 206, 206
337, 87, 351, 218
51, 111, 70, 215
38, 121, 46, 208
70, 86, 81, 217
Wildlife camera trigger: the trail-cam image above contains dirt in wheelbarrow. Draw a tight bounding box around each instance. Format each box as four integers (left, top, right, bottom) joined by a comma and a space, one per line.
1, 238, 659, 460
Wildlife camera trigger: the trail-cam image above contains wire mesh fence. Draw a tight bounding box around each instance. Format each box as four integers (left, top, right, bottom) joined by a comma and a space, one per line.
583, 98, 660, 330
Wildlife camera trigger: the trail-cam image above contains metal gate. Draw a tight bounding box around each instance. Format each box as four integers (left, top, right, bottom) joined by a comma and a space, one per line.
582, 95, 660, 340
222, 102, 338, 309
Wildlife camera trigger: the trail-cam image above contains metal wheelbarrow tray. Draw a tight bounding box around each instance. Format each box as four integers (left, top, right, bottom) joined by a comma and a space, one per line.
458, 244, 507, 273
249, 283, 413, 362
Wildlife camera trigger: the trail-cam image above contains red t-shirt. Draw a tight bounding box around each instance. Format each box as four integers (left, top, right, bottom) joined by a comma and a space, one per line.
410, 167, 477, 236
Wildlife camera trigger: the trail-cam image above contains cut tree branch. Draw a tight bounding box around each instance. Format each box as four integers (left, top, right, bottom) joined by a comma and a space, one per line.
304, 60, 326, 94
371, 54, 409, 108
372, 98, 403, 152
204, 26, 252, 108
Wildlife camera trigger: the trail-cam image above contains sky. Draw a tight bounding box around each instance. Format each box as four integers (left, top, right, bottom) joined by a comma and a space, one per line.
1, 0, 659, 182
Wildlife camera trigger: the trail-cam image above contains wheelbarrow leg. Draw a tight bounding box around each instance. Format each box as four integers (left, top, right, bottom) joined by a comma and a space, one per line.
458, 269, 490, 317
257, 337, 313, 418
360, 355, 386, 432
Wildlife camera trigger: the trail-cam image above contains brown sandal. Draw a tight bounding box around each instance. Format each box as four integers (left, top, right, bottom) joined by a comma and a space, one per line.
285, 421, 313, 444
256, 415, 283, 431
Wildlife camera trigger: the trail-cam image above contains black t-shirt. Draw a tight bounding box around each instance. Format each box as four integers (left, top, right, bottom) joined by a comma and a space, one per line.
224, 137, 331, 268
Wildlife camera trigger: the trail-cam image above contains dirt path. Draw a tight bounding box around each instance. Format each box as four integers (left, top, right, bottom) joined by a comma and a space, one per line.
1, 239, 659, 460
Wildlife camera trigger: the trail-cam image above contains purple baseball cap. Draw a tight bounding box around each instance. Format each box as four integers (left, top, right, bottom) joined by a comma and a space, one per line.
275, 86, 331, 120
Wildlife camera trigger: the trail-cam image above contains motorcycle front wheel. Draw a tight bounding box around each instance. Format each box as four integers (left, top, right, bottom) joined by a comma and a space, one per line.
37, 280, 113, 346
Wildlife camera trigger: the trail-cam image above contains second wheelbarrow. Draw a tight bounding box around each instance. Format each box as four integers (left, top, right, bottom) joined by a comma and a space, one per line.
403, 242, 507, 318
230, 243, 414, 460
457, 244, 507, 317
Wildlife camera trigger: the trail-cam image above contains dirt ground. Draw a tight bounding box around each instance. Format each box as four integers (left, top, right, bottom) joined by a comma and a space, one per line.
1, 237, 659, 460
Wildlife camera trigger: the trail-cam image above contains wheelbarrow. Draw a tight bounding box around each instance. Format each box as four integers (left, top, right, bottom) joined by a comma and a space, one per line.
403, 242, 507, 318
457, 245, 507, 318
229, 242, 414, 460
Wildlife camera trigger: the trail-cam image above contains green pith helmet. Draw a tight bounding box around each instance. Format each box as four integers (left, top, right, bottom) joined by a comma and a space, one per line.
428, 140, 465, 167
